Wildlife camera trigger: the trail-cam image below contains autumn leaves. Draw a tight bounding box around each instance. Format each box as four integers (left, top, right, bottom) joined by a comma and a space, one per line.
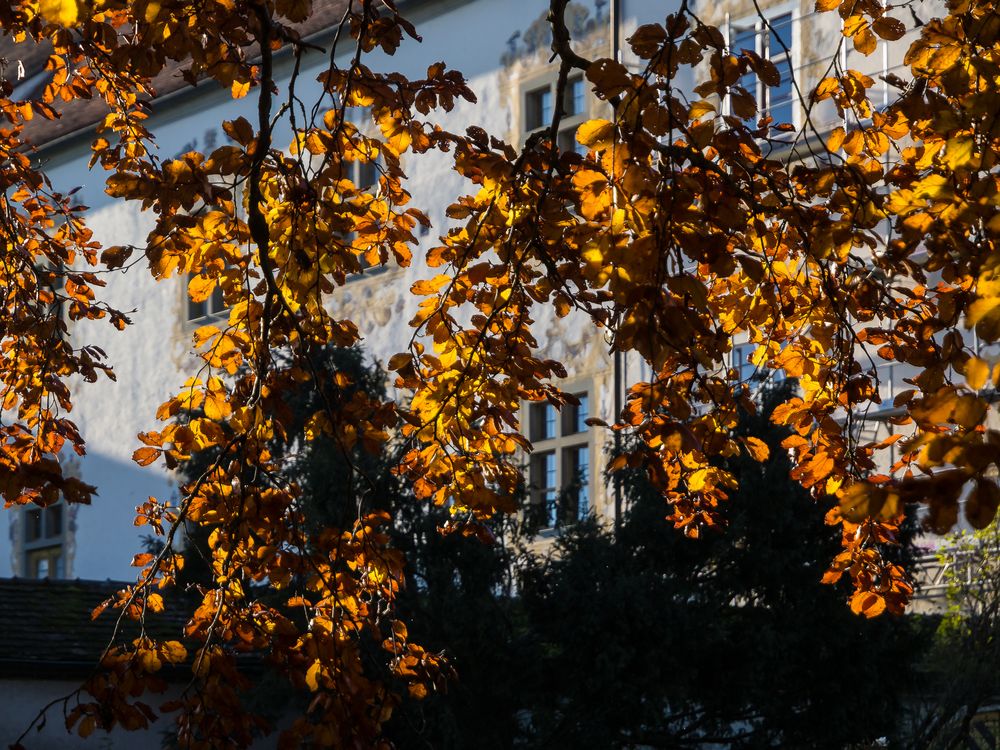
8, 0, 1000, 743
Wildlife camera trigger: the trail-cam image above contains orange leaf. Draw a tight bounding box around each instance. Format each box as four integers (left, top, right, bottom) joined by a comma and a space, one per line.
132, 447, 161, 466
743, 436, 770, 462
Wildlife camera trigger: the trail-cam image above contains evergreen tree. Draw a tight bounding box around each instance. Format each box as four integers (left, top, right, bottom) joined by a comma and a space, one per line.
514, 383, 928, 749
176, 368, 930, 748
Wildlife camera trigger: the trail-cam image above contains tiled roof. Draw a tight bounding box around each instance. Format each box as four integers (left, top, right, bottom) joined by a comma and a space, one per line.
0, 0, 350, 149
0, 577, 190, 677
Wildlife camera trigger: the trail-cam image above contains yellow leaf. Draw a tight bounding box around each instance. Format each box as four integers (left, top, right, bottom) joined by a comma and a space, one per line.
942, 136, 975, 169
952, 394, 986, 429
188, 274, 217, 304
687, 467, 710, 492
969, 297, 1000, 341
410, 275, 451, 296
78, 715, 95, 739
966, 356, 989, 390
586, 59, 632, 98
688, 100, 716, 119
388, 352, 412, 371
827, 126, 846, 152
838, 483, 902, 522
193, 324, 220, 349
576, 119, 616, 150
39, 0, 79, 25
231, 79, 251, 99
204, 391, 231, 421
743, 436, 770, 462
161, 641, 187, 664
814, 78, 840, 102
409, 682, 429, 699
842, 132, 869, 159
852, 27, 878, 56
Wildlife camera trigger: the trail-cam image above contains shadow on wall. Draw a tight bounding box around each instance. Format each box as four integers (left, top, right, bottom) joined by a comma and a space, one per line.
70, 449, 177, 582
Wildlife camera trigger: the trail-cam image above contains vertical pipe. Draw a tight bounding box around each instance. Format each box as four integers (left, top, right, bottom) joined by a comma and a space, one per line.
611, 0, 623, 533
724, 13, 732, 116
611, 0, 620, 62
882, 38, 889, 111
840, 17, 848, 133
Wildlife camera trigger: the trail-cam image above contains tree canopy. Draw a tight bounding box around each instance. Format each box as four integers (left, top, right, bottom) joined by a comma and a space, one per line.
510, 384, 926, 749
2, 0, 1000, 744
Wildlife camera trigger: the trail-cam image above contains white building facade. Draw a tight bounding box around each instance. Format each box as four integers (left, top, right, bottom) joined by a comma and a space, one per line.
0, 0, 937, 583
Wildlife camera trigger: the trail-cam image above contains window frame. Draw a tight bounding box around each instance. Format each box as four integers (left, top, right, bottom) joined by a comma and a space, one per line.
726, 5, 798, 129
519, 70, 591, 155
20, 501, 68, 579
522, 384, 597, 532
344, 153, 392, 280
185, 276, 228, 324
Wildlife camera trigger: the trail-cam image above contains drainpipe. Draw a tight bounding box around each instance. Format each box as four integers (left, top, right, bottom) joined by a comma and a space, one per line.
610, 0, 623, 534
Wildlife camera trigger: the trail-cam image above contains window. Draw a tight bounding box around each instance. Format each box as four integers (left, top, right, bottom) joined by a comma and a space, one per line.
730, 11, 795, 127
564, 444, 590, 519
732, 341, 784, 386
531, 451, 559, 528
354, 157, 379, 195
21, 502, 67, 579
186, 281, 226, 323
732, 341, 759, 384
525, 391, 593, 530
563, 392, 589, 435
523, 75, 589, 155
346, 156, 388, 277
530, 402, 558, 441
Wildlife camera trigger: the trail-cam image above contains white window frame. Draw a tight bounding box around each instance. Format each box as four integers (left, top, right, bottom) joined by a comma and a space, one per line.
345, 154, 391, 280
726, 4, 798, 130
520, 71, 590, 154
522, 384, 596, 532
185, 274, 228, 325
20, 501, 68, 579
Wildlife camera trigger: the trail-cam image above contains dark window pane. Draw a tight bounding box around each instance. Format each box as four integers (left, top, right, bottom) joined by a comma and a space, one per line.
772, 56, 791, 89
44, 504, 62, 538
563, 393, 589, 434
558, 128, 588, 155
544, 452, 557, 527
732, 342, 757, 382
733, 26, 757, 54
530, 451, 558, 528
209, 284, 224, 316
526, 87, 552, 131
767, 56, 794, 124
26, 545, 63, 579
770, 97, 794, 126
357, 159, 379, 191
770, 13, 793, 53
26, 509, 42, 543
530, 403, 558, 441
569, 445, 590, 519
564, 77, 585, 117
188, 296, 207, 321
